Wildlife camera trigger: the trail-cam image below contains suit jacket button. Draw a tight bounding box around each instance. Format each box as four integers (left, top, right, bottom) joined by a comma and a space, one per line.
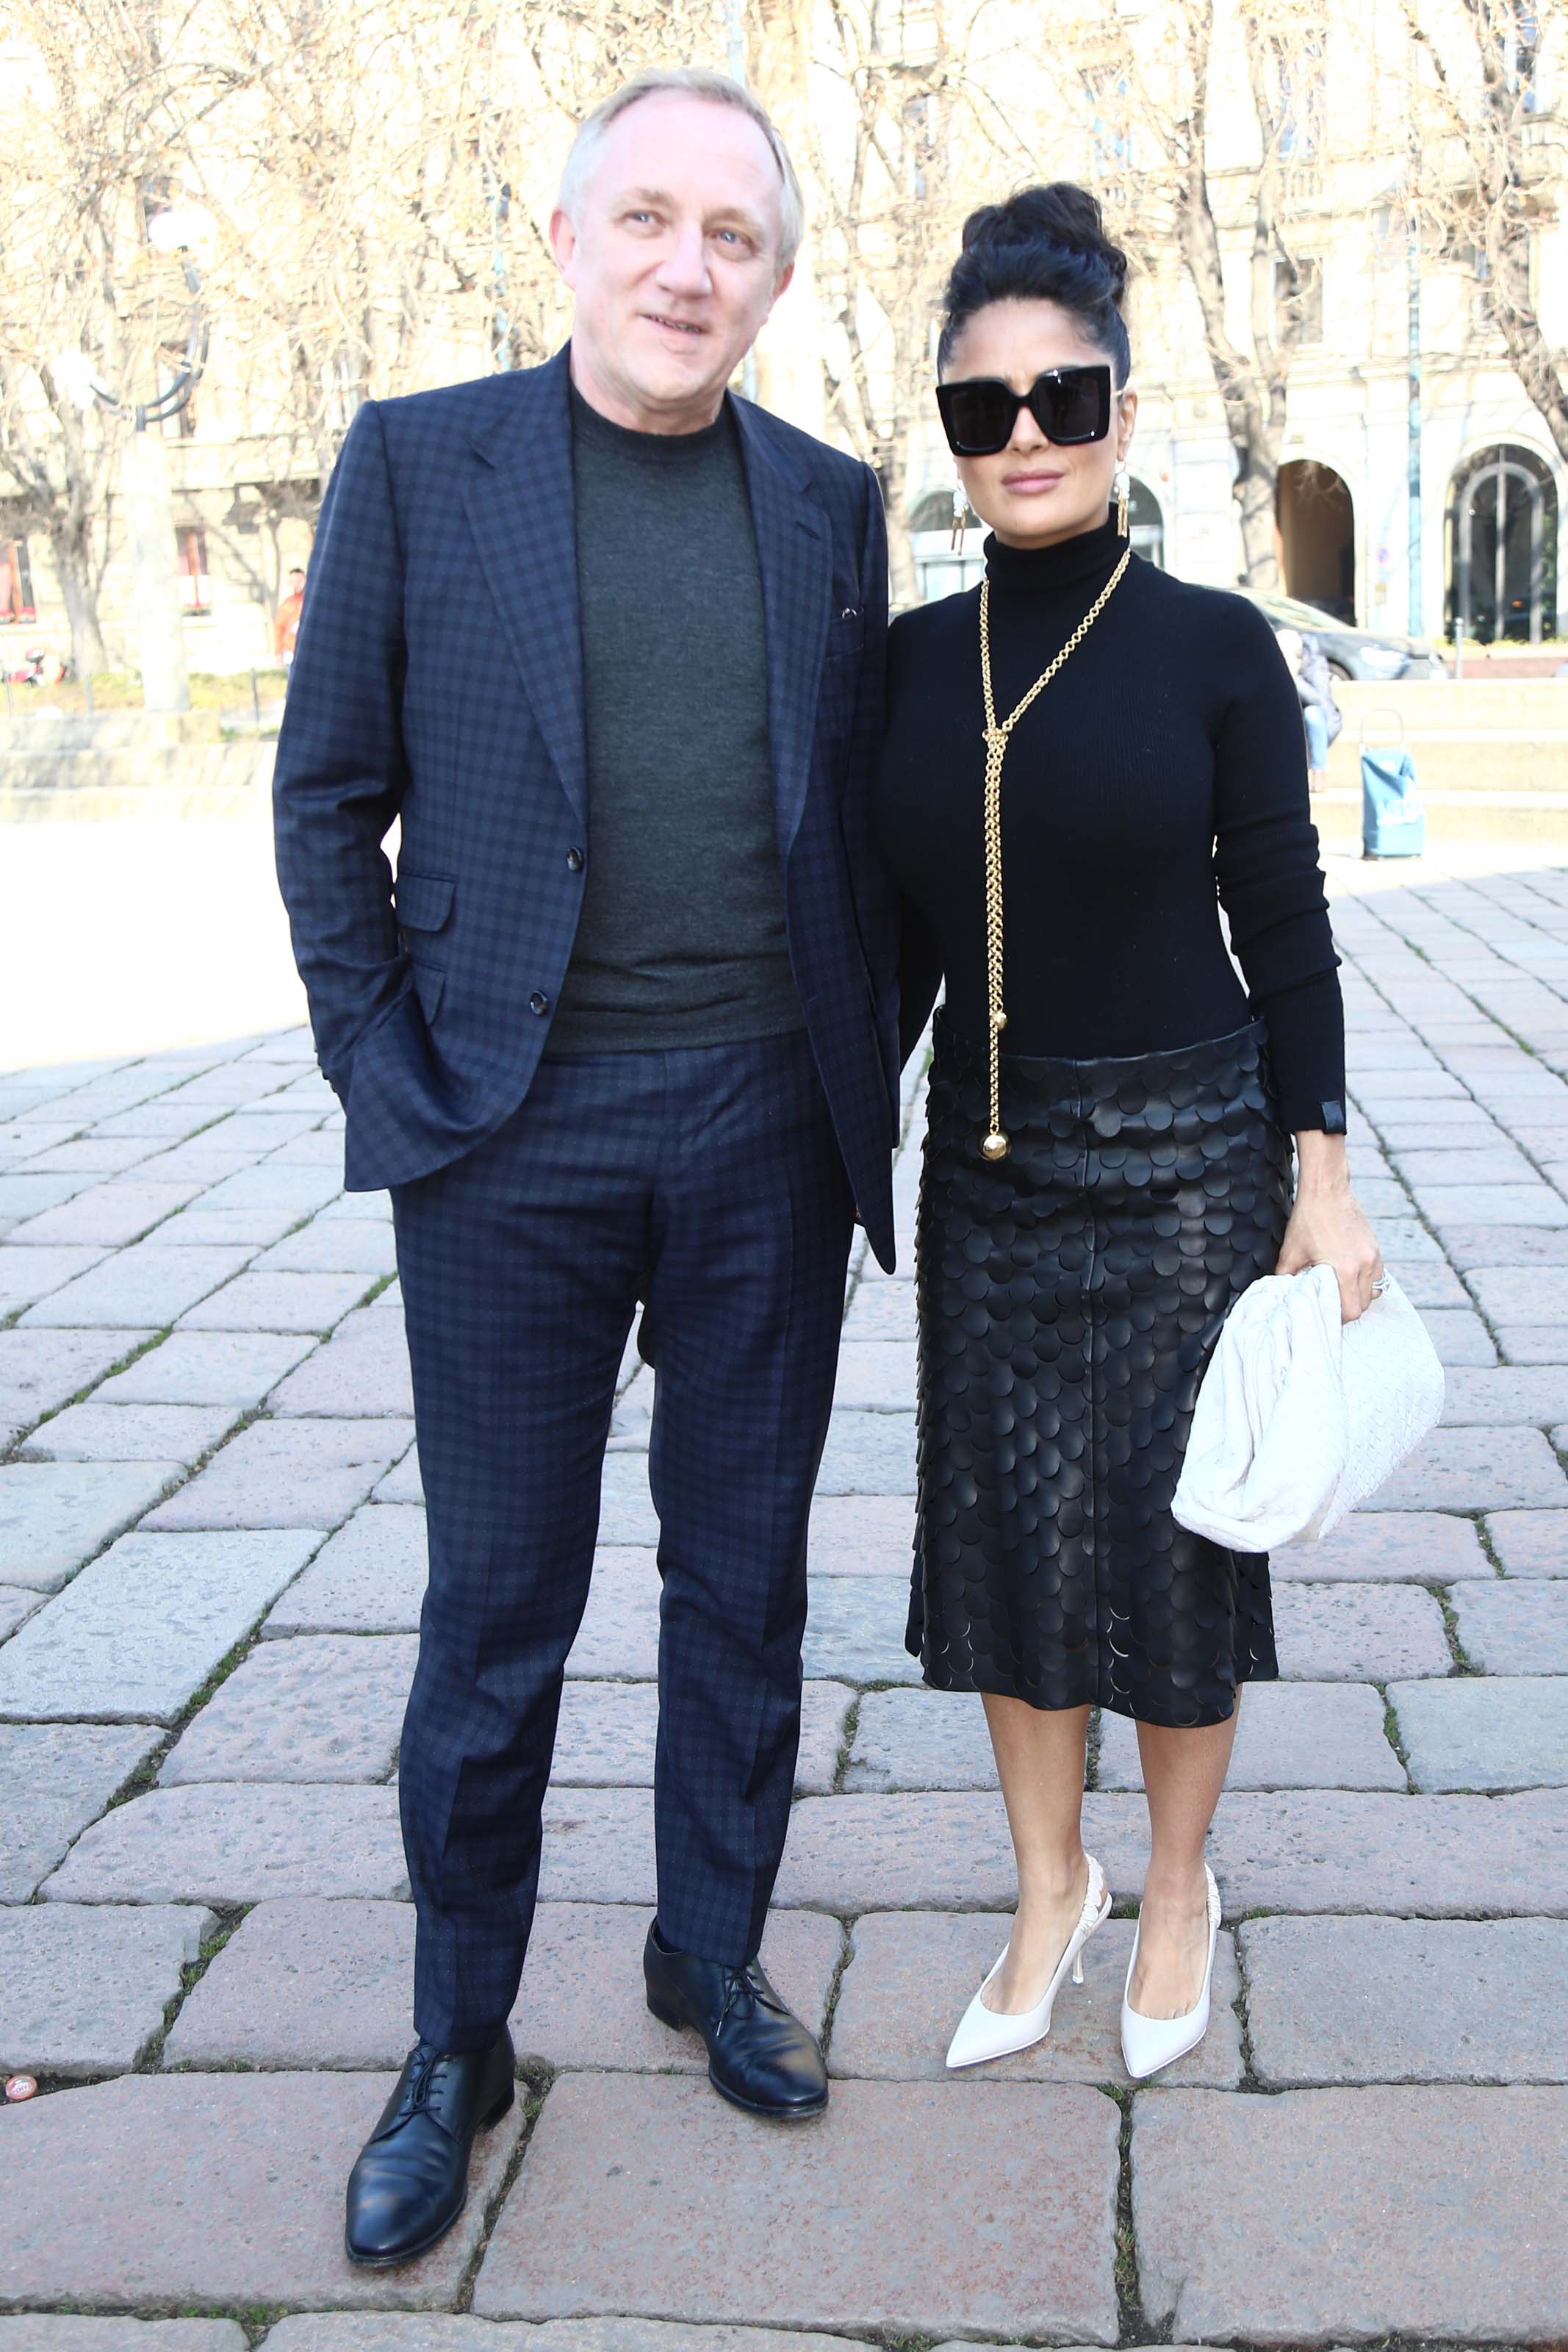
566, 847, 584, 872
529, 992, 550, 1017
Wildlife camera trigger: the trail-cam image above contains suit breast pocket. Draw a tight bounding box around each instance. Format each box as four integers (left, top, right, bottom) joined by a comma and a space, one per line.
824, 604, 865, 666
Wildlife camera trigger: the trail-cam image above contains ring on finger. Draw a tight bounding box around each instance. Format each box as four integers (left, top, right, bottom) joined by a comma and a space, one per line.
1370, 1274, 1389, 1296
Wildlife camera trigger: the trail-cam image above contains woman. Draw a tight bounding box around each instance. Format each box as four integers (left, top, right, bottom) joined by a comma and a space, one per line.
872, 185, 1381, 2079
1275, 624, 1342, 792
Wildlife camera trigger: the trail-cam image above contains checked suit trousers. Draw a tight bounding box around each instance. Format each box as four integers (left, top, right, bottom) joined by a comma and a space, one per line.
391, 1029, 854, 2050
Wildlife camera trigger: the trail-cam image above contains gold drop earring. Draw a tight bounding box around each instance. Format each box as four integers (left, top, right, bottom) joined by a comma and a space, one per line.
950, 476, 968, 555
1114, 462, 1129, 538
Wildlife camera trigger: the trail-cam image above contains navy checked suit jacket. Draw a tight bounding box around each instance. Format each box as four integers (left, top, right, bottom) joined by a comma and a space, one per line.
273, 345, 901, 1270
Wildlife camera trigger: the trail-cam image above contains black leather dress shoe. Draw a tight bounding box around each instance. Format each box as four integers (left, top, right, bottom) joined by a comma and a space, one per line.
344, 2026, 515, 2267
644, 1923, 828, 2118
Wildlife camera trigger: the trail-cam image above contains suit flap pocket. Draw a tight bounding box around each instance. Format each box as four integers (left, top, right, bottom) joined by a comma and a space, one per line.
395, 870, 456, 931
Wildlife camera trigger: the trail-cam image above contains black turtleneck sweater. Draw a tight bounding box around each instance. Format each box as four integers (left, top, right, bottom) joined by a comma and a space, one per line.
871, 518, 1345, 1134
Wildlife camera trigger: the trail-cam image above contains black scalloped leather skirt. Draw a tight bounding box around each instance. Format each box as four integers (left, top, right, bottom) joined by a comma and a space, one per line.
907, 1013, 1294, 1728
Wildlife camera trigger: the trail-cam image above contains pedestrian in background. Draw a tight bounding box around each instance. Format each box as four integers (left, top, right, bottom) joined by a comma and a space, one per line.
1276, 623, 1342, 793
873, 184, 1381, 2084
273, 565, 306, 669
273, 66, 898, 2270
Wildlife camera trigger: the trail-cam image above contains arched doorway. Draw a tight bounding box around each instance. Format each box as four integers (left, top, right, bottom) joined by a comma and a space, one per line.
1276, 459, 1356, 623
1128, 477, 1165, 568
1447, 445, 1559, 643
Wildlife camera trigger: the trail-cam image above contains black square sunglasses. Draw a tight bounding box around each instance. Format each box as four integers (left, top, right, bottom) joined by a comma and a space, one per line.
936, 363, 1115, 456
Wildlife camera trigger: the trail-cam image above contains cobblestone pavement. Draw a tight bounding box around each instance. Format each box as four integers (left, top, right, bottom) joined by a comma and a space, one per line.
2, 858, 1568, 2349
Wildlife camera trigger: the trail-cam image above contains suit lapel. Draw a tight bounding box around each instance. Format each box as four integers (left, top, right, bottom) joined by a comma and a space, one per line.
462, 348, 587, 829
733, 397, 832, 867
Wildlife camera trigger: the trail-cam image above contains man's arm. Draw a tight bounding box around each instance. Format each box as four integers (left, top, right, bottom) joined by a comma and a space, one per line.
273, 401, 411, 1097
839, 462, 899, 1100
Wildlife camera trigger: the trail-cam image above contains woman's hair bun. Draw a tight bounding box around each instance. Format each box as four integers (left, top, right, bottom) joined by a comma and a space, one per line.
940, 182, 1131, 376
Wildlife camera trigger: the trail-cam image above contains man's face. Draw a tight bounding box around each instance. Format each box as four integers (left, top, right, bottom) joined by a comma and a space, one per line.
551, 92, 794, 434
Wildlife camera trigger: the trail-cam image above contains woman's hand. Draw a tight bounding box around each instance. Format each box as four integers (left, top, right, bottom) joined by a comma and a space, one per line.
1276, 1130, 1384, 1322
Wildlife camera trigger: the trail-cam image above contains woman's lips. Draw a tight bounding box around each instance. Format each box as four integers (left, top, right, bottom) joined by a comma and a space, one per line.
1002, 471, 1065, 492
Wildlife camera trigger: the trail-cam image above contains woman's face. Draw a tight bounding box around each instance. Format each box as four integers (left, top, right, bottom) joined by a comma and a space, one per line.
942, 297, 1136, 551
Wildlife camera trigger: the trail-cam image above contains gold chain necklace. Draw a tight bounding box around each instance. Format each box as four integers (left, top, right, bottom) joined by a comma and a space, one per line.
977, 546, 1132, 1161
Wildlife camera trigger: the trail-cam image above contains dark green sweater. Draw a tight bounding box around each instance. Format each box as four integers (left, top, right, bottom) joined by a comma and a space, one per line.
547, 384, 802, 1053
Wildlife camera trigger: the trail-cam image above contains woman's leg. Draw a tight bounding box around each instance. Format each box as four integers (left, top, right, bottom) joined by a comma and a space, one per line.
979, 1693, 1093, 2013
1129, 1694, 1240, 2017
1303, 706, 1329, 786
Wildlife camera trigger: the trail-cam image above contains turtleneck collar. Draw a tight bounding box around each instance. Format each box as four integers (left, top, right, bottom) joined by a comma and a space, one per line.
982, 511, 1126, 598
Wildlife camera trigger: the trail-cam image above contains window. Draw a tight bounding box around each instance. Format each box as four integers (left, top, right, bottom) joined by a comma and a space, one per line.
1082, 62, 1132, 199
1276, 257, 1324, 345
176, 526, 210, 613
0, 538, 35, 624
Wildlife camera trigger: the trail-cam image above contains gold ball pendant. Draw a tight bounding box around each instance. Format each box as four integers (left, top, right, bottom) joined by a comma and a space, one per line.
981, 1130, 1010, 1161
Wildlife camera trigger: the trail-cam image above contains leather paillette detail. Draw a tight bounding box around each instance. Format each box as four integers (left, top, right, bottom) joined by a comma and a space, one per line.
908, 1013, 1295, 1729
1318, 1098, 1348, 1134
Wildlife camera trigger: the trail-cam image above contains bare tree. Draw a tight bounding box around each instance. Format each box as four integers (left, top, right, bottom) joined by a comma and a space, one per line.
1405, 0, 1568, 464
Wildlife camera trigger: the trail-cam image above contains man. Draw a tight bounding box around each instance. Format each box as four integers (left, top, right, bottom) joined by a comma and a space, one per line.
273, 68, 897, 2269
273, 566, 305, 667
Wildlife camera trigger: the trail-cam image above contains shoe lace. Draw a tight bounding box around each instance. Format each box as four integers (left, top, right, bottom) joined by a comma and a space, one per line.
402, 2044, 450, 2115
717, 1960, 789, 2031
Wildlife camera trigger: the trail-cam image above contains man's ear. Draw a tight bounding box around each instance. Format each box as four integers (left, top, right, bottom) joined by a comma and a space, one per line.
549, 206, 578, 287
760, 258, 796, 326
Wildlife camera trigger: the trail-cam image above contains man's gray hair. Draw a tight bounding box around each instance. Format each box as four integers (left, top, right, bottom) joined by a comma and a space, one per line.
558, 68, 805, 273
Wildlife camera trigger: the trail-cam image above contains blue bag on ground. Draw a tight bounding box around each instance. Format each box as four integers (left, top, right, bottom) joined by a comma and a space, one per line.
1362, 741, 1425, 858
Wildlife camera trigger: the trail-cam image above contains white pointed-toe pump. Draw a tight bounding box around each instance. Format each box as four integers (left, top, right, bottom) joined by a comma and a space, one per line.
1119, 1862, 1221, 2080
945, 1854, 1112, 2070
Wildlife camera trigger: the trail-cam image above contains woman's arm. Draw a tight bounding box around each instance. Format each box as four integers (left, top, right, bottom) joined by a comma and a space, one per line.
1277, 1128, 1385, 1322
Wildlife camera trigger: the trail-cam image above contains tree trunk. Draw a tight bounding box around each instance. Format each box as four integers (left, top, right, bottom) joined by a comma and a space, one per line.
1234, 453, 1281, 588
1489, 223, 1568, 468
48, 526, 108, 676
878, 445, 918, 613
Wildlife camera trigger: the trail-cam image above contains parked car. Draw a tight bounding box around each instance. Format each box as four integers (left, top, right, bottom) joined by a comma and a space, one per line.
1242, 589, 1450, 682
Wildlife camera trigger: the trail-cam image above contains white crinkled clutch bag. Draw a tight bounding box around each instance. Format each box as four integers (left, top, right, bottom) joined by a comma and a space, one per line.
1171, 1262, 1445, 1549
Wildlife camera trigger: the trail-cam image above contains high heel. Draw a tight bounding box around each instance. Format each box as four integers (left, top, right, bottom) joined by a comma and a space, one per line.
1119, 1862, 1221, 2081
945, 1854, 1111, 2070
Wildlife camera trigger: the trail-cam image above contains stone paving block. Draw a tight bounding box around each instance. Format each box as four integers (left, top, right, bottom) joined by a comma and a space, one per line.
474, 2073, 1119, 2341
830, 1910, 1242, 2089
44, 1783, 409, 1904
0, 1245, 109, 1316
1347, 1176, 1414, 1218
538, 1787, 655, 1904
143, 1416, 412, 1532
18, 1400, 238, 1466
1098, 1682, 1405, 1790
197, 1164, 343, 1215
21, 1242, 254, 1330
0, 1902, 212, 2076
1205, 1787, 1568, 1914
807, 1492, 913, 1574
800, 1576, 921, 1684
1132, 2086, 1568, 2343
563, 1551, 658, 1677
1417, 1307, 1498, 1365
1273, 1509, 1487, 1583
846, 1688, 995, 1791
0, 1586, 37, 1638
148, 1205, 303, 1249
82, 1104, 220, 1141
0, 1724, 161, 1900
1390, 1674, 1568, 1789
0, 1327, 155, 1434
7, 1180, 204, 1247
259, 2324, 526, 2351
512, 1905, 842, 2077
1420, 1183, 1568, 1225
94, 1330, 317, 1408
1496, 1323, 1568, 1361
831, 1341, 916, 1410
1487, 1508, 1568, 1574
319, 1188, 393, 1221
1439, 1364, 1568, 1423
1240, 1915, 1568, 2085
1450, 1577, 1568, 1669
1271, 1582, 1451, 1680
1359, 1423, 1567, 1509
0, 1122, 84, 1164
264, 1127, 350, 1168
374, 1446, 422, 1503
0, 1173, 90, 1224
265, 1504, 428, 1636
178, 1268, 373, 1333
1471, 1263, 1568, 1319
0, 2071, 521, 2312
159, 1634, 417, 1784
596, 1455, 659, 1545
0, 1528, 322, 1724
0, 2323, 248, 2351
256, 1219, 399, 1277
1363, 1216, 1440, 1260
794, 1680, 853, 1792
0, 1460, 185, 1592
132, 1143, 266, 1183
814, 1410, 916, 1494
1392, 1145, 1539, 1184
268, 1308, 414, 1417
1379, 1256, 1468, 1306
840, 1280, 915, 1340
776, 1793, 1018, 1910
